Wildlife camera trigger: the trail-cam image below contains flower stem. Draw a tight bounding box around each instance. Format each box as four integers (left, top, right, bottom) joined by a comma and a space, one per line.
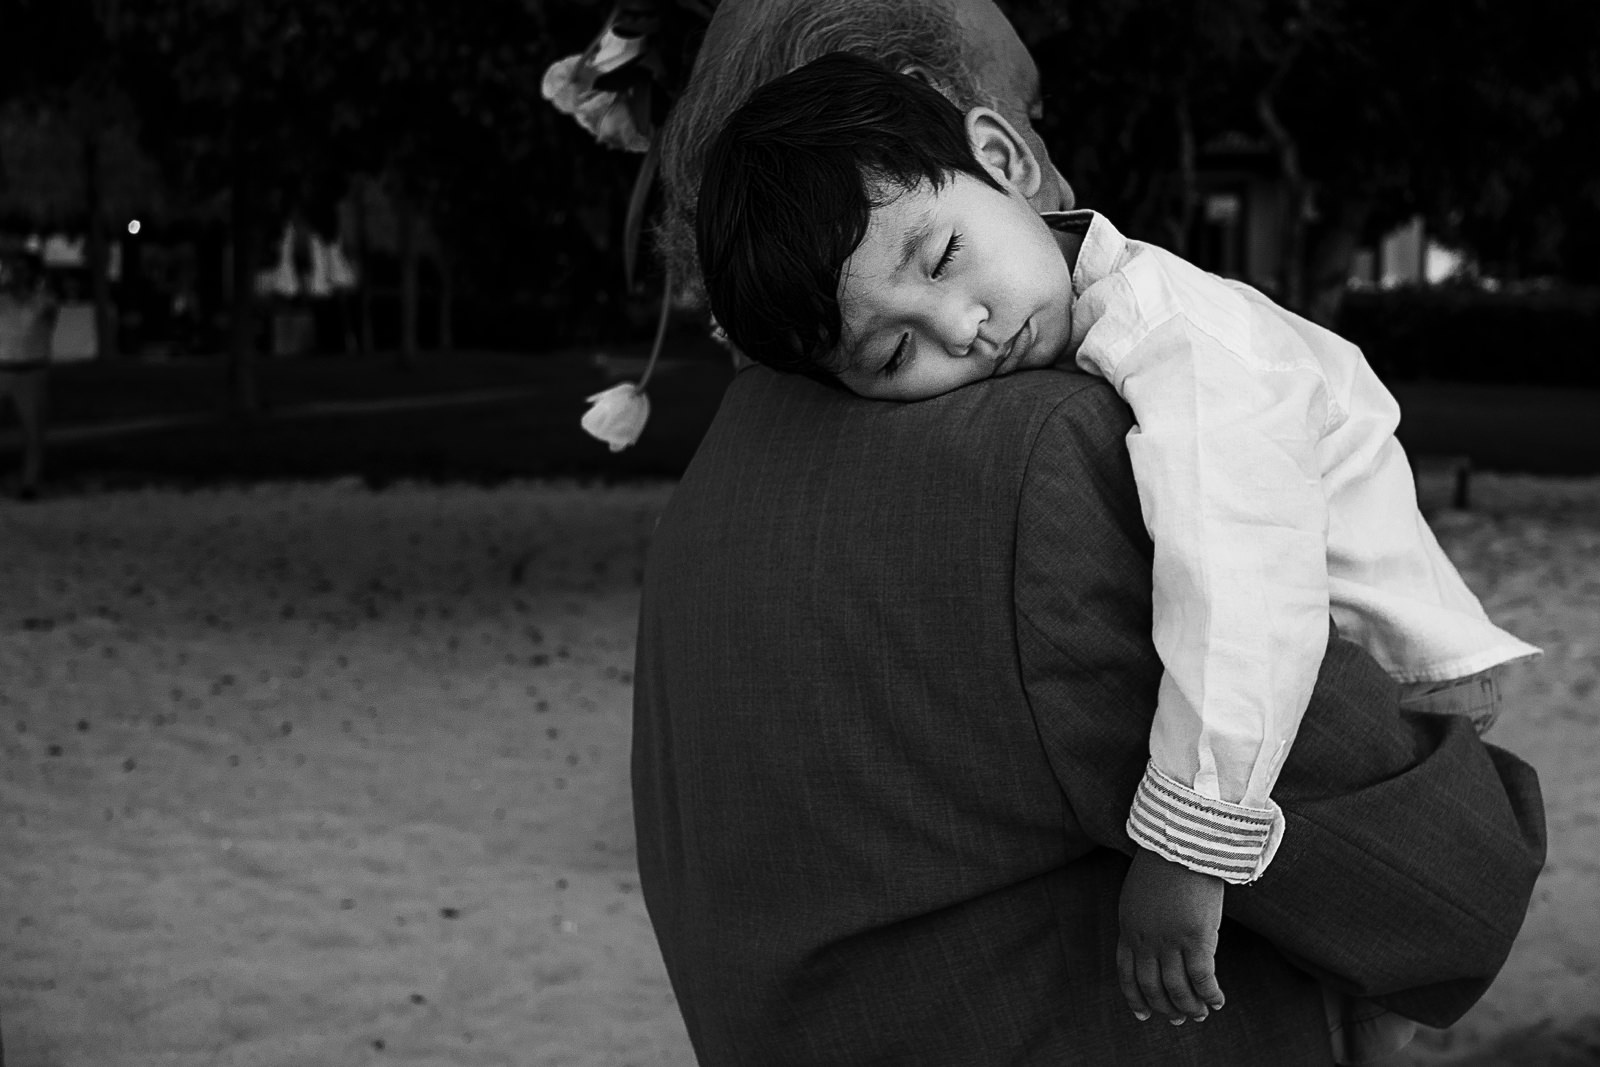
639, 262, 673, 391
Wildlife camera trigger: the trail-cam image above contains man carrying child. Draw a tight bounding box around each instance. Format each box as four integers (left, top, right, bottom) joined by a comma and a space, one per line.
545, 0, 1549, 1061
688, 51, 1541, 1063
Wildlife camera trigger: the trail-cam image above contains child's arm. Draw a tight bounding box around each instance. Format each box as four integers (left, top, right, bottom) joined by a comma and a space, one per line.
1116, 847, 1225, 1024
1073, 254, 1339, 1019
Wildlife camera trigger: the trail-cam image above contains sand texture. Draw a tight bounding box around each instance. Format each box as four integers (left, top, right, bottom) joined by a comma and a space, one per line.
1, 475, 1596, 1066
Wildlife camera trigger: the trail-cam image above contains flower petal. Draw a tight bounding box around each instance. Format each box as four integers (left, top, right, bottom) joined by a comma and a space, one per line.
581, 383, 651, 452
541, 55, 589, 113
592, 96, 652, 153
590, 28, 646, 74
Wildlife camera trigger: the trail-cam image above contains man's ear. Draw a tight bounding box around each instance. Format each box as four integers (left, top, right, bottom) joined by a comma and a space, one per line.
898, 63, 951, 97
965, 107, 1042, 201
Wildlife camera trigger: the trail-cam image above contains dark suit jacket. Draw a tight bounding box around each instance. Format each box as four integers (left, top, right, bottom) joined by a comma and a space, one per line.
633, 367, 1545, 1066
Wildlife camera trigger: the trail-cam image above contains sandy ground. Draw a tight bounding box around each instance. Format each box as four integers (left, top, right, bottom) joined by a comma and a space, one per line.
0, 474, 1596, 1067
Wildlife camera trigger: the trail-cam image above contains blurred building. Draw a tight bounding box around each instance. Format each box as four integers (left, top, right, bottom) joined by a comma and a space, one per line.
1190, 130, 1466, 300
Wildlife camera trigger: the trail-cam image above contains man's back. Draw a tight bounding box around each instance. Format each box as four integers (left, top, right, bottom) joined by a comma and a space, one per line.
633, 367, 1340, 1064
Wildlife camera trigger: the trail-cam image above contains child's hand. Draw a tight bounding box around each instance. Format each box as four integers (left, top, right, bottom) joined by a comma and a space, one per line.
1116, 846, 1227, 1025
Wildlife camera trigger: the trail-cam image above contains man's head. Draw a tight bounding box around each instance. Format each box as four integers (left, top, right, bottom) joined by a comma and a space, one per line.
658, 0, 1070, 301
698, 53, 1074, 400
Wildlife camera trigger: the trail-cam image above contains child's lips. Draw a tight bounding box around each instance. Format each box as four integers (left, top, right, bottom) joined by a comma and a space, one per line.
991, 321, 1031, 377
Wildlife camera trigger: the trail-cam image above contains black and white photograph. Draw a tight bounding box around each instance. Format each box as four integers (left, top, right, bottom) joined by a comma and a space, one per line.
2, 1, 1596, 1064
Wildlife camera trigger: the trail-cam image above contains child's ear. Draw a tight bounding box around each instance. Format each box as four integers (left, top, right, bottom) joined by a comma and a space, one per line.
966, 107, 1043, 201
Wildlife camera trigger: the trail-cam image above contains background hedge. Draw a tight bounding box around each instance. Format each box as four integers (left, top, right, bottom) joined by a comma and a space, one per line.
1338, 285, 1600, 387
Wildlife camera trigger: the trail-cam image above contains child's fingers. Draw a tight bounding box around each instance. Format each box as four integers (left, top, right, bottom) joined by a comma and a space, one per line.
1116, 940, 1151, 1020
1159, 948, 1208, 1021
1184, 946, 1225, 1012
1135, 952, 1180, 1022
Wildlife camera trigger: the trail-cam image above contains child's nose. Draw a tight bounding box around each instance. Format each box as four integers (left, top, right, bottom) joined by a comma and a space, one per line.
931, 298, 988, 354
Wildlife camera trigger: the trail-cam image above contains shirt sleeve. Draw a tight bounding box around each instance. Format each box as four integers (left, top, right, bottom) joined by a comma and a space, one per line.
1011, 376, 1545, 1024
1075, 270, 1334, 884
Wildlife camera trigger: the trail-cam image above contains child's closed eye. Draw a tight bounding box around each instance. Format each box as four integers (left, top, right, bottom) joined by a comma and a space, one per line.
932, 233, 963, 279
882, 334, 910, 377
880, 234, 964, 376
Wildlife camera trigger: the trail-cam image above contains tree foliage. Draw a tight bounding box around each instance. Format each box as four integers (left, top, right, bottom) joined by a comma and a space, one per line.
1017, 0, 1600, 303
8, 0, 1594, 369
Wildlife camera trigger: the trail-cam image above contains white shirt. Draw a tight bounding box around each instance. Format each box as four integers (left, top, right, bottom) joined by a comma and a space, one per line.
1050, 211, 1540, 882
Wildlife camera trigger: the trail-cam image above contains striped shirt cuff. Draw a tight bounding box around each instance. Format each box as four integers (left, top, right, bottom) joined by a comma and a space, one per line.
1125, 761, 1285, 884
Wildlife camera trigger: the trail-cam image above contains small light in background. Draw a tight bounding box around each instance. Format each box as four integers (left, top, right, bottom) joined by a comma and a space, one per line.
127, 220, 141, 235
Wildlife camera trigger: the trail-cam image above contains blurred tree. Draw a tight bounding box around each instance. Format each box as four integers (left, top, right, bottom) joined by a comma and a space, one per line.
111, 0, 652, 381
1033, 0, 1273, 268
318, 0, 555, 367
14, 0, 1592, 391
1019, 0, 1600, 319
0, 0, 145, 361
1023, 0, 1367, 318
112, 0, 351, 413
1410, 0, 1600, 283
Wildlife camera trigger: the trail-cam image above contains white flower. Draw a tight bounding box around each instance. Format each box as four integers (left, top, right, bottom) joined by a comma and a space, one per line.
584, 94, 651, 153
590, 28, 645, 75
582, 383, 650, 452
541, 52, 651, 153
541, 54, 588, 114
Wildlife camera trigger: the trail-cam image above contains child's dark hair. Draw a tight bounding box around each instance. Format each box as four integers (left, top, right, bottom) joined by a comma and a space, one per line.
696, 51, 1004, 381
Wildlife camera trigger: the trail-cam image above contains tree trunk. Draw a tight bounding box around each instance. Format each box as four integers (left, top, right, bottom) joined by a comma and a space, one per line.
437, 251, 454, 355
1257, 86, 1309, 312
1305, 197, 1371, 327
85, 0, 122, 361
354, 181, 373, 355
1255, 4, 1316, 313
1168, 86, 1199, 258
396, 192, 419, 370
226, 137, 260, 417
83, 131, 118, 362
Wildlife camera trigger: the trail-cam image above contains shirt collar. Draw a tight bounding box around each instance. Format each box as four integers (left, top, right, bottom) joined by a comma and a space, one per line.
1041, 209, 1133, 297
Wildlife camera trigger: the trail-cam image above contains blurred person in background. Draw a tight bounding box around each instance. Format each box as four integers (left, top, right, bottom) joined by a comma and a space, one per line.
0, 249, 59, 501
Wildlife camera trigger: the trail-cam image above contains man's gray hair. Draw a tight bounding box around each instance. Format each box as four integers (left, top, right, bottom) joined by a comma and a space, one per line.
657, 0, 990, 303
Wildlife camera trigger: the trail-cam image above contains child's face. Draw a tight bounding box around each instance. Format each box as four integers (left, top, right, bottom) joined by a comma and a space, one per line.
832, 170, 1073, 401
